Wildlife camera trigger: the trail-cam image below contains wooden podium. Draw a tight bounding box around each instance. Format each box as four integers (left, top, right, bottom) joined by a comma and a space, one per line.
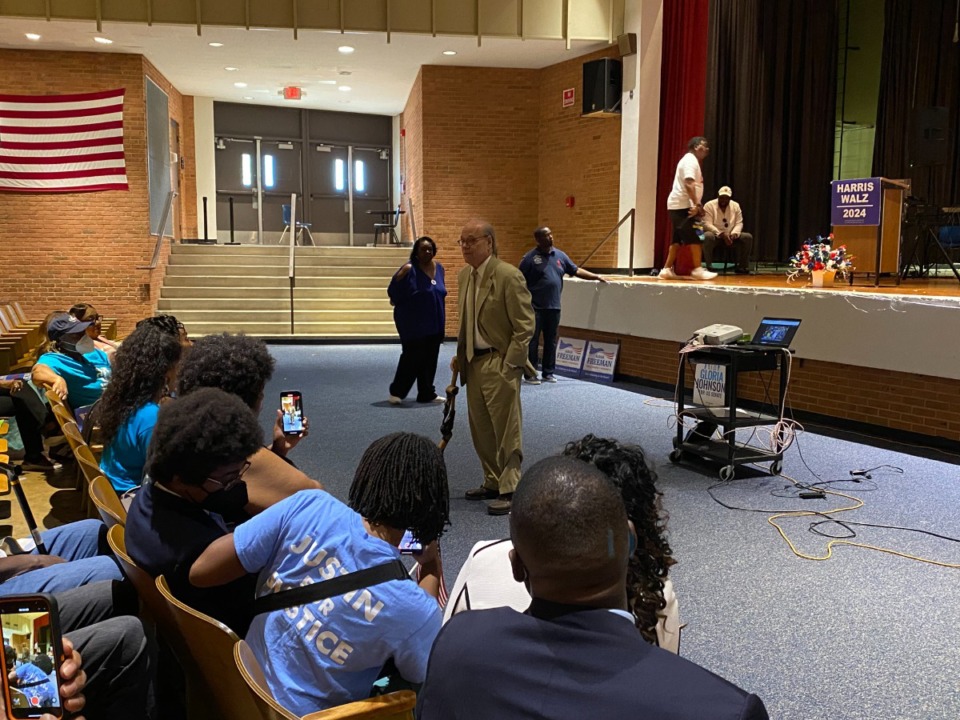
832, 178, 908, 286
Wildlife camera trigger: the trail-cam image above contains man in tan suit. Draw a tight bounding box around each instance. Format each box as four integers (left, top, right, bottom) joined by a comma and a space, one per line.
452, 219, 535, 515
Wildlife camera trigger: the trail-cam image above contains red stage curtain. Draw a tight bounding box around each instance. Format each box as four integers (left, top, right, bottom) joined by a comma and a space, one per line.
655, 0, 709, 269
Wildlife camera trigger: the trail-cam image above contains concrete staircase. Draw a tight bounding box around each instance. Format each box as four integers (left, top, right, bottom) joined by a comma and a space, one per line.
158, 244, 408, 337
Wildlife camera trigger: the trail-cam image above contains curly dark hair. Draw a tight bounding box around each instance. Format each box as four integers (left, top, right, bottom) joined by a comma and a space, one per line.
563, 434, 675, 646
349, 432, 450, 545
176, 333, 275, 410
409, 236, 437, 266
146, 387, 263, 487
136, 314, 180, 337
97, 323, 182, 446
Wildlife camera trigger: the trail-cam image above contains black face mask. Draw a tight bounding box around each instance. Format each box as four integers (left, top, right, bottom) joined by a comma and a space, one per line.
201, 481, 249, 521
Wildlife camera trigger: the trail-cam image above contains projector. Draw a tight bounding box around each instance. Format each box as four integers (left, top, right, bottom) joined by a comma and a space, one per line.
694, 324, 743, 345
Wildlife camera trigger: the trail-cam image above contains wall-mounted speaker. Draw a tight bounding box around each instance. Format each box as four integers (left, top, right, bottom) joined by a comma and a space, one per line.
617, 33, 637, 57
582, 58, 622, 118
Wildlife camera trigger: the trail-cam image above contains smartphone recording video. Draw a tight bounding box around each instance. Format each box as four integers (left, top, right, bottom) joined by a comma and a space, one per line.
399, 529, 422, 555
280, 391, 304, 436
0, 595, 63, 719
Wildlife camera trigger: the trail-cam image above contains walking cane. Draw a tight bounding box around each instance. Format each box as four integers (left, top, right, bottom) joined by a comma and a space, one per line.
438, 366, 460, 454
0, 462, 49, 555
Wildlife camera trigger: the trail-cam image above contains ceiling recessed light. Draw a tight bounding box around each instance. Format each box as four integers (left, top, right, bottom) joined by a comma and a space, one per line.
318, 80, 337, 85
93, 36, 113, 44
234, 82, 247, 88
208, 42, 224, 48
338, 86, 351, 92
443, 50, 457, 56
243, 96, 254, 100
338, 45, 355, 54
225, 66, 239, 71
25, 33, 41, 41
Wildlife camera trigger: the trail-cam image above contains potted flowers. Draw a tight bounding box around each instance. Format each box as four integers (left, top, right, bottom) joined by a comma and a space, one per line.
787, 234, 854, 287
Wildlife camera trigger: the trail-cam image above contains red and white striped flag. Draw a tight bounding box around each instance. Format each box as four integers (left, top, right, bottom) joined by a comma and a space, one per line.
0, 88, 128, 193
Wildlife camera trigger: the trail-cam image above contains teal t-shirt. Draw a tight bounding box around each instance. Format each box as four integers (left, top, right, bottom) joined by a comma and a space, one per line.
99, 402, 159, 493
36, 349, 111, 410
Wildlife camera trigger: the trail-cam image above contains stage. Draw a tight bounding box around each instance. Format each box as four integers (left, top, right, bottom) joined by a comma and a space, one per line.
560, 271, 960, 443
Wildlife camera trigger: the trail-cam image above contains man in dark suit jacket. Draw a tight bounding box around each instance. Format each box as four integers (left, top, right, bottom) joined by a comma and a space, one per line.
417, 457, 769, 720
452, 219, 534, 516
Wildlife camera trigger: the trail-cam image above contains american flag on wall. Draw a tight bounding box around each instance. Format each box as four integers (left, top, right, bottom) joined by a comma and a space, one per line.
0, 88, 128, 193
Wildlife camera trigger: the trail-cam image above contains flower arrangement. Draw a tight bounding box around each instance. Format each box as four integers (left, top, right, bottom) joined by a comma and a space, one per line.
787, 234, 854, 284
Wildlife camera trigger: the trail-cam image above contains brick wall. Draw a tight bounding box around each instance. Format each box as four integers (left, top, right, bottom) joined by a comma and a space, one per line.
559, 326, 960, 443
400, 68, 424, 246
0, 50, 192, 335
538, 46, 622, 267
413, 51, 622, 336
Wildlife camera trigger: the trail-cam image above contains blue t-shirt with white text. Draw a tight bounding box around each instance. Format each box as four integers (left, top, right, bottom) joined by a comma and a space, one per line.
100, 402, 159, 493
36, 349, 111, 410
233, 490, 440, 715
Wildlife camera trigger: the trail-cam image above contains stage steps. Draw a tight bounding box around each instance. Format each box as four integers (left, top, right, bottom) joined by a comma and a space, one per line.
157, 244, 407, 338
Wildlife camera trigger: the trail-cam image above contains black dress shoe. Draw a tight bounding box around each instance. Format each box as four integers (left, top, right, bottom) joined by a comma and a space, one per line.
735, 268, 752, 275
487, 494, 513, 515
465, 486, 499, 500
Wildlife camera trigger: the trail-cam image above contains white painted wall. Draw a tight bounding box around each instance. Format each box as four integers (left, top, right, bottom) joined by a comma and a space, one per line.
618, 0, 662, 270
193, 96, 217, 241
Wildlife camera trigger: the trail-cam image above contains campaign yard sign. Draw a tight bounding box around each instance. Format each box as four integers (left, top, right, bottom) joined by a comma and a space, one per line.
554, 336, 587, 377
692, 363, 726, 407
831, 177, 881, 226
582, 340, 619, 382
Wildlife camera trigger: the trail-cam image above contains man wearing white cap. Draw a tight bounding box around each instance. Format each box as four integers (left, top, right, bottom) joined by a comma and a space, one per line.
702, 186, 754, 274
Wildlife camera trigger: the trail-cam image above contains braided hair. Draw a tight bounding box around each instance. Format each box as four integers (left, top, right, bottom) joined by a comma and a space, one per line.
563, 434, 675, 646
98, 323, 182, 445
349, 432, 450, 545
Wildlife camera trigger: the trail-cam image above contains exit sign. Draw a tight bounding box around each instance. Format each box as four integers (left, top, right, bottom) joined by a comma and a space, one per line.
283, 86, 302, 101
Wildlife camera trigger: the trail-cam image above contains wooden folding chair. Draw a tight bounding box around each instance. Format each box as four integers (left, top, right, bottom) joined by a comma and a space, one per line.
235, 640, 416, 720
89, 475, 126, 529
44, 389, 67, 410
108, 527, 217, 720
156, 575, 263, 720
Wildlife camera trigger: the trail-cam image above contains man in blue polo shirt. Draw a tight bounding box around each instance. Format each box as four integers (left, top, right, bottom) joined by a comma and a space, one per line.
519, 227, 607, 383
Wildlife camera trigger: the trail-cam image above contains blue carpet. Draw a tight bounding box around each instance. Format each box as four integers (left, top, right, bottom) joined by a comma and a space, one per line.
263, 343, 960, 720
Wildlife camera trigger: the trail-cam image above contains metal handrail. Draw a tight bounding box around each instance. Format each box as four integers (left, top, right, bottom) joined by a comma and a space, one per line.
138, 190, 178, 269
288, 193, 297, 334
578, 208, 636, 277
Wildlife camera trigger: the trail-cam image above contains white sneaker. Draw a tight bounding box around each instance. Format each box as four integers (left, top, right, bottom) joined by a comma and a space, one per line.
658, 267, 677, 279
388, 395, 403, 405
690, 267, 718, 280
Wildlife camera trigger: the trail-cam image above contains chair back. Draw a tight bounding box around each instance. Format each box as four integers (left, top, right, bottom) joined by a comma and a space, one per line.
234, 640, 297, 720
89, 475, 126, 528
60, 419, 85, 453
156, 575, 264, 720
282, 203, 292, 226
44, 389, 67, 410
74, 443, 103, 485
235, 640, 416, 720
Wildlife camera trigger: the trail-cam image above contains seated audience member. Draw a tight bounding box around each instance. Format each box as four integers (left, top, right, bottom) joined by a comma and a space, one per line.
98, 322, 182, 498
418, 457, 769, 720
31, 314, 112, 411
176, 333, 319, 512
136, 313, 191, 348
0, 519, 123, 595
189, 431, 450, 715
1, 636, 85, 720
702, 186, 754, 274
0, 376, 58, 471
444, 434, 680, 653
69, 303, 119, 355
126, 388, 263, 635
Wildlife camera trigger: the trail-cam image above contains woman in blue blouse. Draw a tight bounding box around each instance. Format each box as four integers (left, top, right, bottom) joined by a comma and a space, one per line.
387, 236, 447, 404
98, 321, 182, 497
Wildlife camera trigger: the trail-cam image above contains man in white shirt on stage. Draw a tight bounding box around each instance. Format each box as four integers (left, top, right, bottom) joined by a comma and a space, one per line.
660, 137, 717, 281
702, 186, 754, 275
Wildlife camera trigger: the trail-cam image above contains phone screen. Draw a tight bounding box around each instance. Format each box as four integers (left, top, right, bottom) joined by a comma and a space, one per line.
0, 595, 62, 719
280, 391, 304, 435
399, 529, 422, 555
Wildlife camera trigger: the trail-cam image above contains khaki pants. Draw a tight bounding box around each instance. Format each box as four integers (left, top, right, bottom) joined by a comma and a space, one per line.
466, 352, 523, 495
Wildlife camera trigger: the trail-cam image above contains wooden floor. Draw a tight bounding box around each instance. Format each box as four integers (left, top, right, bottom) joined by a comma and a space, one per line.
615, 268, 960, 298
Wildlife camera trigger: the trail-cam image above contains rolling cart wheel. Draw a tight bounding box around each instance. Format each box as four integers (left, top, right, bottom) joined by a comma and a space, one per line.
719, 465, 736, 482
770, 460, 783, 476
669, 449, 683, 464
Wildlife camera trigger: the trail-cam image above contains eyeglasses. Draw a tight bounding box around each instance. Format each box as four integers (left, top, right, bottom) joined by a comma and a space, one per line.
457, 234, 489, 248
204, 460, 251, 491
